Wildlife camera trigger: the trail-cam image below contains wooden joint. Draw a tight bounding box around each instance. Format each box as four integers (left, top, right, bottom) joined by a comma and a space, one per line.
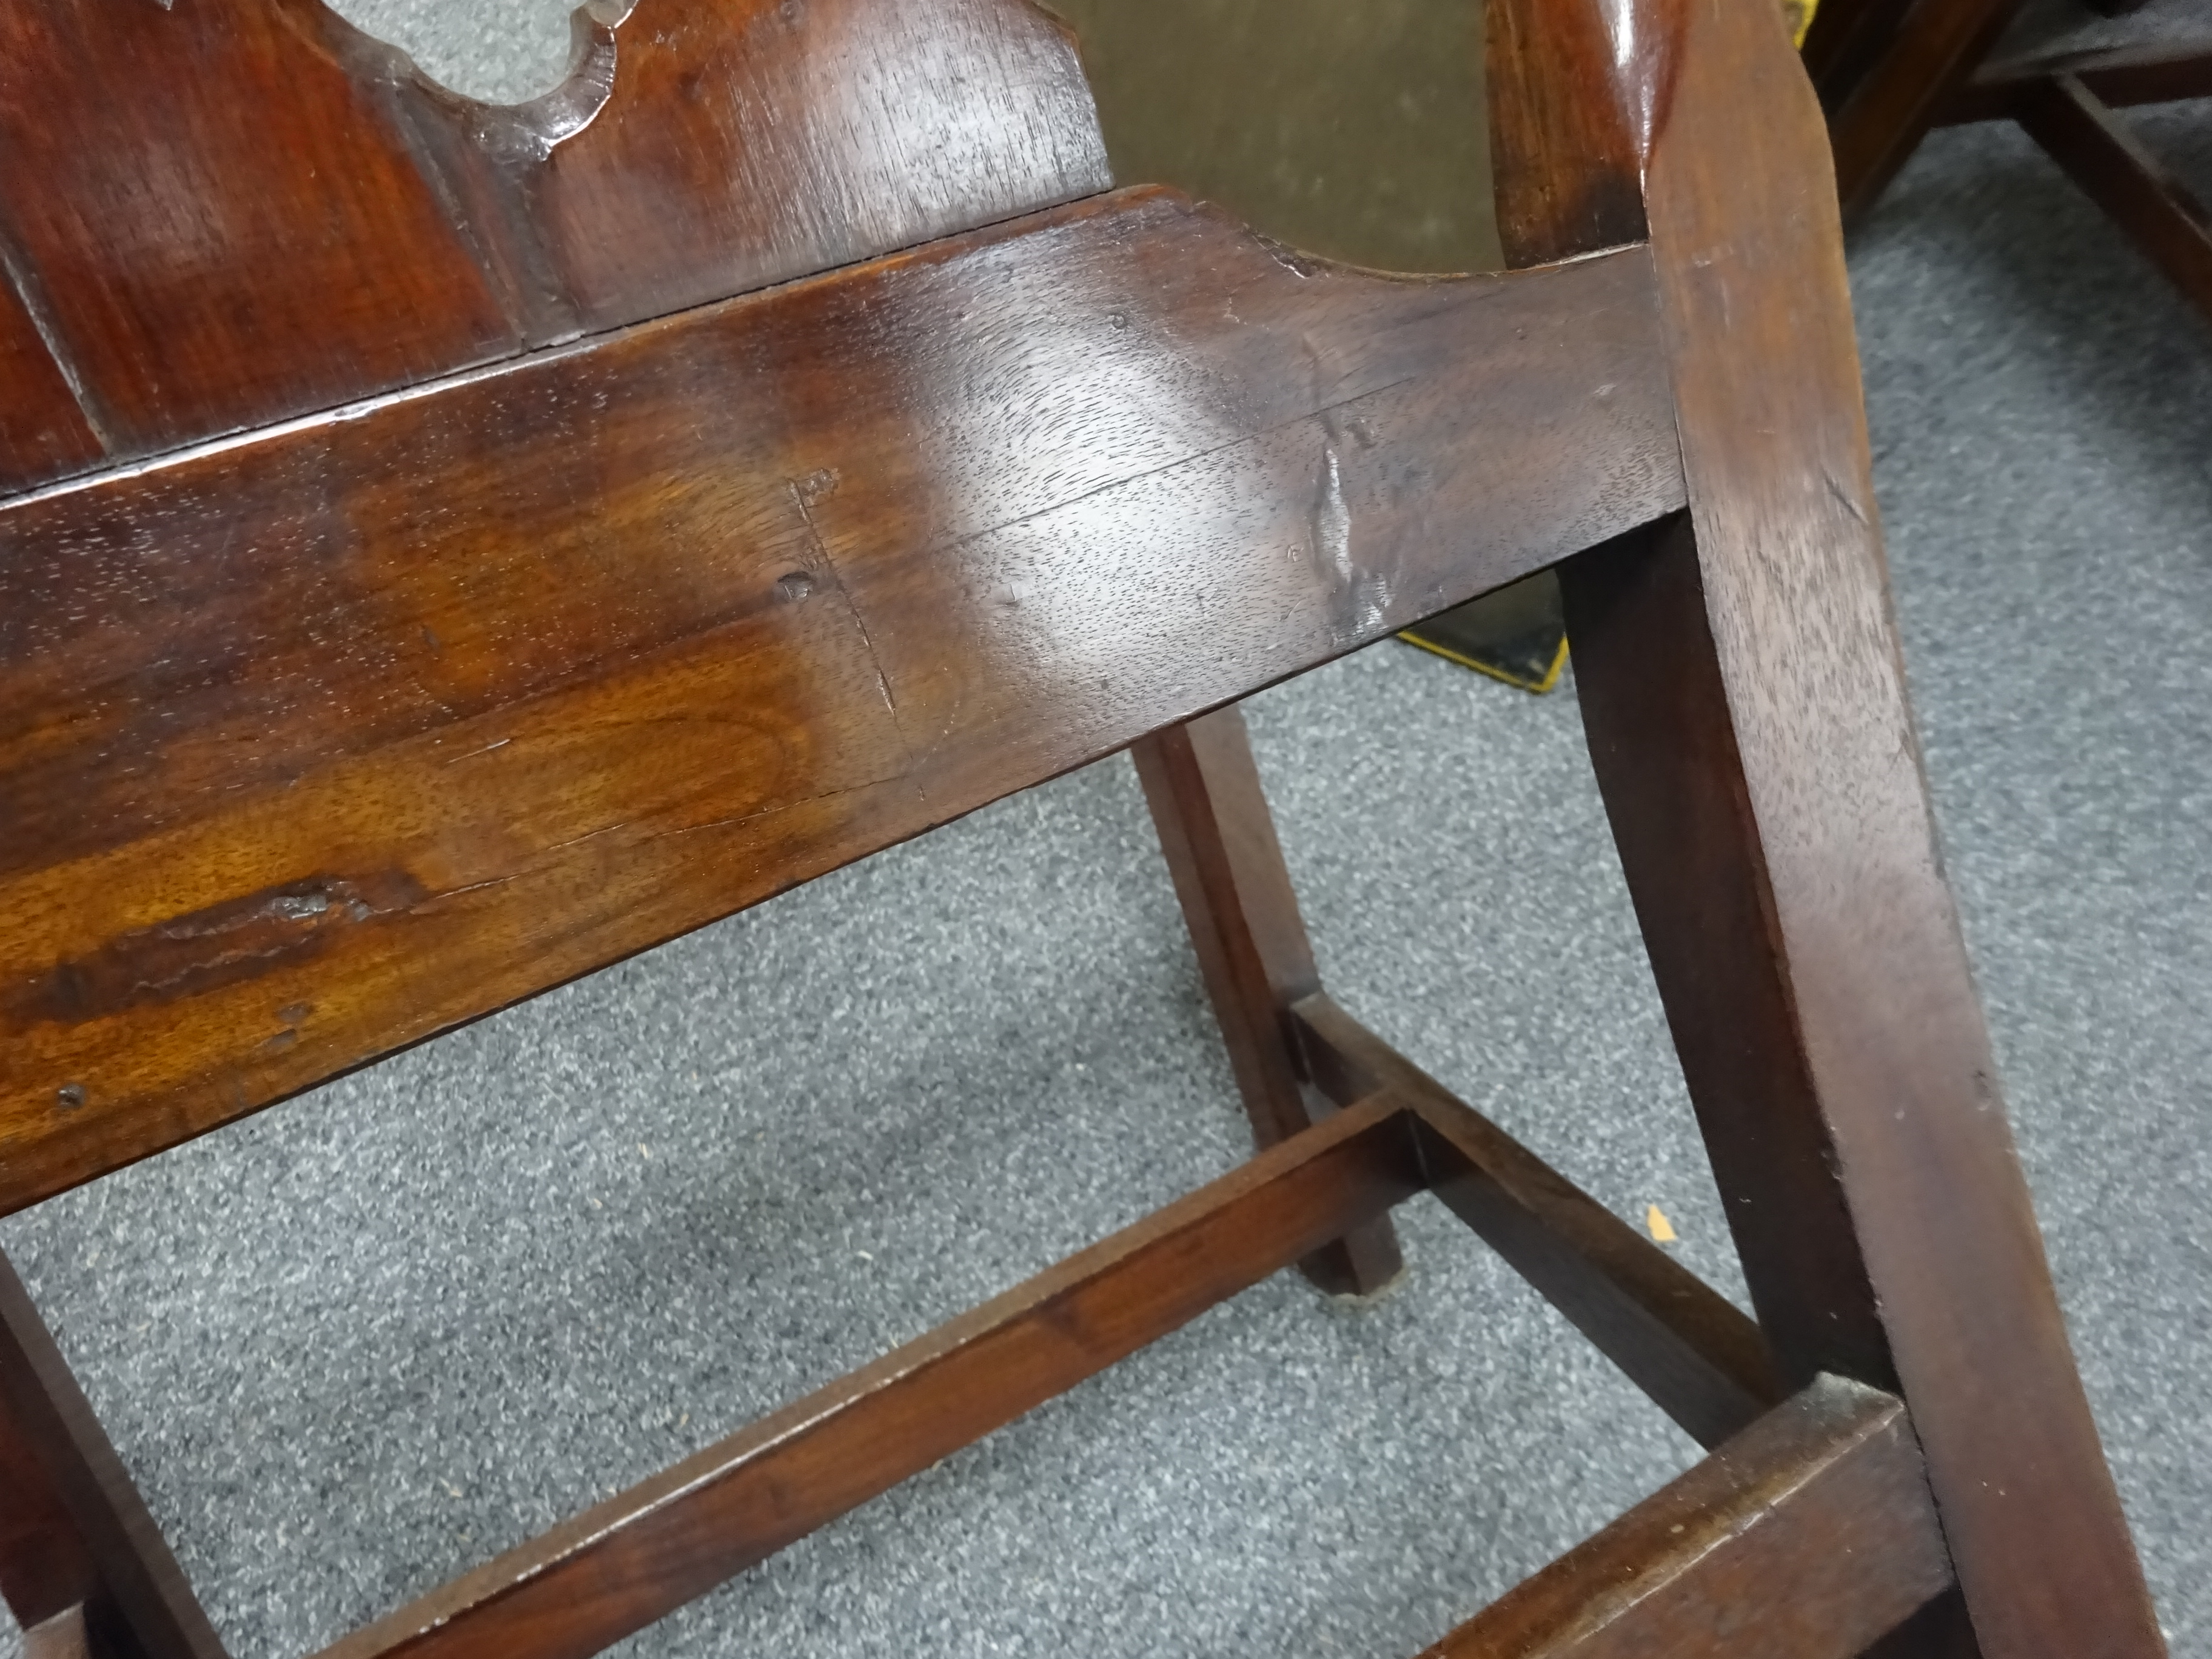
1941, 42, 2212, 125
2014, 74, 2212, 320
1418, 1376, 1955, 1658
1289, 993, 1784, 1448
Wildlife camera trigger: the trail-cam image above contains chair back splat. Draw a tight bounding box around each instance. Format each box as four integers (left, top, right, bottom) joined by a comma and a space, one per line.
0, 0, 2166, 1656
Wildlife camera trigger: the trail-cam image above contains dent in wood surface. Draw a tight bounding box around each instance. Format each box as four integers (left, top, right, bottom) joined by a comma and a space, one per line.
0, 192, 1684, 1213
0, 0, 1109, 483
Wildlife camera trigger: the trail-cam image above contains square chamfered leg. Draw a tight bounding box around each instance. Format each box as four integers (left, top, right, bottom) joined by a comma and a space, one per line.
1131, 709, 1405, 1297
0, 1252, 226, 1659
1484, 0, 2167, 1648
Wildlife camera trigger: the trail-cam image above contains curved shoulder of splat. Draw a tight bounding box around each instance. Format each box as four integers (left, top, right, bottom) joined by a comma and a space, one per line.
0, 0, 1108, 489
1485, 0, 1687, 266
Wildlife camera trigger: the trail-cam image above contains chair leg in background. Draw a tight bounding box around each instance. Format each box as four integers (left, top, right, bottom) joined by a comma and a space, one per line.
1133, 708, 1404, 1296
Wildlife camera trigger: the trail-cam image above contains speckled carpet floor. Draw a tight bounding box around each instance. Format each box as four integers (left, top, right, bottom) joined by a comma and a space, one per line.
3, 5, 2206, 1655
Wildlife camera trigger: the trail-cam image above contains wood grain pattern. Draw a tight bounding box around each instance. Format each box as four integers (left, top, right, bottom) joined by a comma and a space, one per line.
1483, 0, 1663, 267
0, 282, 104, 495
0, 191, 1683, 1218
1292, 994, 1783, 1450
1132, 706, 1403, 1295
0, 1254, 226, 1659
0, 0, 514, 468
1535, 0, 2166, 1652
1419, 1376, 1952, 1659
317, 1092, 1423, 1659
0, 0, 1107, 486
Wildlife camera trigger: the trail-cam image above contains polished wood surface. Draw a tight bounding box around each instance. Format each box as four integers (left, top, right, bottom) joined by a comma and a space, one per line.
0, 0, 2166, 1654
1420, 1376, 1954, 1659
0, 199, 1681, 1218
1131, 707, 1403, 1295
0, 0, 1106, 488
1487, 0, 2165, 1650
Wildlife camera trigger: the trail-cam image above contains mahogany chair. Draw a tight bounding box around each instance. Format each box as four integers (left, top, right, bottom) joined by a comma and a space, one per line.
0, 0, 2167, 1655
1808, 0, 2212, 318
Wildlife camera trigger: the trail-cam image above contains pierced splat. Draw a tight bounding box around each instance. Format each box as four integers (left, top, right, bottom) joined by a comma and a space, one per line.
0, 0, 1108, 489
0, 0, 2168, 1654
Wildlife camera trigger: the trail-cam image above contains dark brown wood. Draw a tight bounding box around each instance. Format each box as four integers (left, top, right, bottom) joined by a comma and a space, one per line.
315, 1092, 1422, 1659
0, 0, 1105, 486
1291, 994, 1782, 1449
0, 1253, 226, 1659
1942, 39, 2212, 124
0, 280, 104, 495
1131, 707, 1403, 1296
1821, 0, 2026, 220
1418, 1375, 1953, 1659
0, 195, 1683, 1219
1481, 0, 1655, 267
1800, 0, 1918, 105
0, 0, 2168, 1655
1809, 0, 2212, 328
2016, 74, 2212, 315
1489, 0, 2165, 1649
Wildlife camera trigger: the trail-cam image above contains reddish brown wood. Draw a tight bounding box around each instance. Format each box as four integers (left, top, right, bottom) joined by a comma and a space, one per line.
1131, 707, 1403, 1296
0, 196, 1683, 1219
0, 0, 512, 463
1481, 0, 1655, 266
0, 1254, 226, 1659
1418, 1376, 1953, 1659
2015, 75, 2212, 317
0, 0, 2170, 1654
0, 281, 104, 495
0, 0, 1105, 477
1489, 0, 2165, 1651
514, 0, 1109, 331
315, 1093, 1421, 1659
1811, 0, 2212, 327
1292, 993, 1782, 1449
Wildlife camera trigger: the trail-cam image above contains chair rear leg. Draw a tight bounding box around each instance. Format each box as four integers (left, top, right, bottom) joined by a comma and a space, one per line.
1132, 708, 1404, 1296
1480, 0, 2165, 1643
0, 1252, 225, 1659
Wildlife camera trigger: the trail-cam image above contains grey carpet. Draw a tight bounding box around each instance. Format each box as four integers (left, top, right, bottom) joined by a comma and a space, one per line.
4, 8, 2207, 1656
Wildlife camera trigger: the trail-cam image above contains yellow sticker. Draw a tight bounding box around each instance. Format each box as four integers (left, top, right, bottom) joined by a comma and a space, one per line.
1646, 1204, 1678, 1243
